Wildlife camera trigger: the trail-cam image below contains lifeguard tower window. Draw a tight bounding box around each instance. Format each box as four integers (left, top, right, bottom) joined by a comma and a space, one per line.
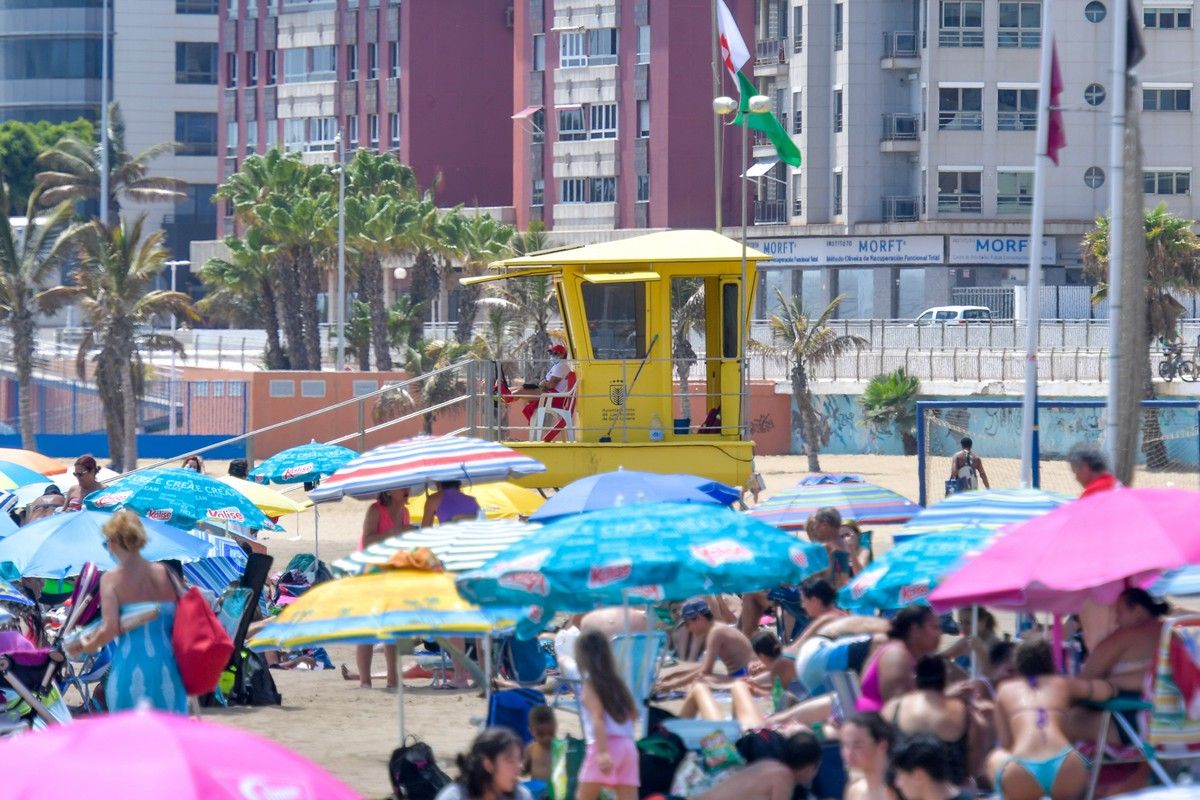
582, 281, 647, 359
722, 283, 739, 358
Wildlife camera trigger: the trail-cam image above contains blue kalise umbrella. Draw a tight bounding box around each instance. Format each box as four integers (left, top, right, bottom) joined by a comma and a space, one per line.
0, 510, 211, 580
529, 469, 738, 523
457, 502, 829, 613
248, 441, 358, 487
85, 467, 281, 533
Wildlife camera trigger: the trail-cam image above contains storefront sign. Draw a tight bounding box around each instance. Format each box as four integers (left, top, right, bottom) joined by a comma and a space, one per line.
754, 236, 944, 267
948, 235, 1057, 265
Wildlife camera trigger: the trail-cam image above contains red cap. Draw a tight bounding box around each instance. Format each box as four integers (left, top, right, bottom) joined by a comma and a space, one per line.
548, 344, 567, 357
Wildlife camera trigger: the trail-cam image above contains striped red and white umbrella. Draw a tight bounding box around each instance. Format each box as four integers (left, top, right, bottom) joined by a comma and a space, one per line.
307, 435, 546, 502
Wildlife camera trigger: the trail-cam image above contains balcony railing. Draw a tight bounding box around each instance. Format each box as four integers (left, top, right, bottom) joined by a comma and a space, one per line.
938, 110, 983, 130
754, 199, 788, 225
938, 28, 985, 47
997, 194, 1034, 214
756, 38, 787, 66
883, 31, 919, 58
998, 28, 1041, 47
793, 30, 803, 52
997, 111, 1037, 131
938, 194, 983, 213
882, 112, 919, 140
792, 196, 803, 216
882, 195, 920, 222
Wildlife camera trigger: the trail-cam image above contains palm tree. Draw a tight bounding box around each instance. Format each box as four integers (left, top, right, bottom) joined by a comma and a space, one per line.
47, 216, 196, 470
751, 291, 866, 471
443, 212, 515, 344
35, 103, 186, 214
198, 230, 288, 369
0, 183, 78, 449
860, 368, 921, 455
374, 338, 482, 434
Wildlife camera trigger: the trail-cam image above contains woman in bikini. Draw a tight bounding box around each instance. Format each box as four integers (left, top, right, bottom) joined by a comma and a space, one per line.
883, 656, 974, 789
857, 606, 944, 713
988, 638, 1115, 800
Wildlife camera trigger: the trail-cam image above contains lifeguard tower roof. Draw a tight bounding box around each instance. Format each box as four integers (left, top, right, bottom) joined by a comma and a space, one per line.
493, 229, 771, 269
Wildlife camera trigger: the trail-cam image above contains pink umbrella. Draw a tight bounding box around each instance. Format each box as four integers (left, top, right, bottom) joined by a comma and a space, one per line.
930, 487, 1200, 614
0, 709, 360, 798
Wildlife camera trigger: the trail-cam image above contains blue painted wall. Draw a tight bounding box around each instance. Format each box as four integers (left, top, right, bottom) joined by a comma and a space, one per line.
0, 435, 246, 461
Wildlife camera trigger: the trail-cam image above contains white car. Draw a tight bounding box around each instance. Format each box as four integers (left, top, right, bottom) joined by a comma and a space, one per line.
912, 306, 993, 325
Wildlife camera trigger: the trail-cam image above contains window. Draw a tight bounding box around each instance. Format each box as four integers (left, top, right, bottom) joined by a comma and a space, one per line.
532, 34, 545, 71
1143, 87, 1192, 111
347, 115, 359, 147
938, 170, 983, 212
268, 380, 295, 398
310, 45, 335, 80
637, 25, 650, 63
940, 1, 984, 46
998, 88, 1037, 130
175, 112, 217, 156
245, 122, 257, 152
228, 381, 245, 397
283, 48, 306, 82
833, 171, 843, 215
1085, 83, 1106, 106
1085, 1, 1106, 21
301, 380, 327, 398
1084, 166, 1105, 188
284, 119, 305, 152
792, 91, 802, 133
389, 42, 399, 78
588, 28, 619, 65
388, 112, 400, 148
793, 6, 803, 51
589, 103, 617, 139
560, 32, 586, 68
177, 0, 218, 12
267, 50, 276, 85
347, 43, 358, 79
582, 282, 646, 359
368, 113, 379, 145
175, 42, 217, 84
834, 3, 844, 49
307, 116, 336, 151
226, 52, 238, 87
997, 170, 1034, 213
532, 178, 544, 206
792, 172, 803, 215
531, 108, 545, 143
558, 108, 585, 141
560, 178, 586, 203
833, 90, 843, 132
226, 121, 238, 155
367, 43, 378, 79
636, 174, 649, 202
246, 51, 258, 85
265, 123, 277, 148
588, 177, 615, 203
939, 86, 982, 129
1145, 6, 1192, 27
1144, 170, 1191, 194
637, 100, 650, 137
998, 1, 1041, 46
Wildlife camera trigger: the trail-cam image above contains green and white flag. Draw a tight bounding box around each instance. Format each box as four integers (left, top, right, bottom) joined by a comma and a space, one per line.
717, 0, 802, 167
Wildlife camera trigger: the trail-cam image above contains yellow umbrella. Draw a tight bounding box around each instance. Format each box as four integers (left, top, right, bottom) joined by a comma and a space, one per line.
217, 475, 312, 517
406, 481, 543, 522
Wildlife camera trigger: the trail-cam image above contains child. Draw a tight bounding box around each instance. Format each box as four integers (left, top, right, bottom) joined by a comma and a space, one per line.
524, 705, 557, 782
575, 630, 639, 800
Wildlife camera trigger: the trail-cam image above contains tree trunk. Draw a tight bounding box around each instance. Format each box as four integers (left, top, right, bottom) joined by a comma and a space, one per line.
259, 276, 288, 369
422, 412, 435, 435
526, 325, 551, 384
274, 257, 307, 370
362, 254, 392, 370
455, 271, 482, 344
296, 248, 323, 370
409, 247, 437, 346
793, 363, 822, 472
13, 312, 37, 451
96, 348, 125, 470
121, 354, 138, 472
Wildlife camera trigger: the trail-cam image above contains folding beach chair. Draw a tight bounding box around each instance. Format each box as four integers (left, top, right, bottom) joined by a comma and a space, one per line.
1085, 613, 1200, 799
826, 670, 862, 725
612, 630, 667, 739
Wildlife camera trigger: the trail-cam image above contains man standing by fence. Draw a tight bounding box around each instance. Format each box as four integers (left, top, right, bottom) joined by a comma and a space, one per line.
948, 437, 990, 493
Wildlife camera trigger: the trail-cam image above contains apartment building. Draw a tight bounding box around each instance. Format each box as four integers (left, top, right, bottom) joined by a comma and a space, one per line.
512, 0, 755, 232
217, 0, 513, 232
0, 1, 107, 124
747, 0, 1189, 320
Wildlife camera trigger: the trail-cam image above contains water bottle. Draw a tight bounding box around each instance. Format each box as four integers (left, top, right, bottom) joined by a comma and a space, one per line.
649, 413, 665, 442
772, 676, 785, 713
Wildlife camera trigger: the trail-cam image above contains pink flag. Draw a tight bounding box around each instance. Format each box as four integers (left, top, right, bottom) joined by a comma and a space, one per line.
1047, 41, 1066, 165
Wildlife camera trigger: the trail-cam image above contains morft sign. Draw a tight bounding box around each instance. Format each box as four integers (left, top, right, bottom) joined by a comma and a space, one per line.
948, 235, 1057, 265
754, 236, 944, 267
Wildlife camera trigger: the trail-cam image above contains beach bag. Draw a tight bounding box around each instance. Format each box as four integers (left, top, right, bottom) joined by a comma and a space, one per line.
637, 729, 686, 798
549, 736, 585, 800
170, 572, 234, 696
389, 737, 450, 800
230, 650, 281, 706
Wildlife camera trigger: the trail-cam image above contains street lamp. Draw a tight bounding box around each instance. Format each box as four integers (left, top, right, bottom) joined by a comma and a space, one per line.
335, 129, 346, 371
99, 0, 110, 228
164, 259, 190, 436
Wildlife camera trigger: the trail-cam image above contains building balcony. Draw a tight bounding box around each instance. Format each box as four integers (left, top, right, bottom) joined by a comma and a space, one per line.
880, 113, 920, 152
754, 38, 788, 76
754, 199, 788, 225
881, 31, 920, 68
881, 195, 920, 222
937, 194, 983, 214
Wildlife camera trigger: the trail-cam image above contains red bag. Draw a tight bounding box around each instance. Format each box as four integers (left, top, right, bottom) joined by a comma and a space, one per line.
170, 574, 234, 696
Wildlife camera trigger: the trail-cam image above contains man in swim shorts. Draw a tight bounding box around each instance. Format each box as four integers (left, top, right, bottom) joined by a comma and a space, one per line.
656, 599, 755, 692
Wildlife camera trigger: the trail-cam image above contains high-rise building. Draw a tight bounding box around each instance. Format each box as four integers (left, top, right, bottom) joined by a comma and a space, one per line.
217, 0, 514, 232
511, 0, 754, 232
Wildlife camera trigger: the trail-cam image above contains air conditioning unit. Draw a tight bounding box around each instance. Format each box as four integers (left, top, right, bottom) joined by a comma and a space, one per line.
505, 6, 514, 28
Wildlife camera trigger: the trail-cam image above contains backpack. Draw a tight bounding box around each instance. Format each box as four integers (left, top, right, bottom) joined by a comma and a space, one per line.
389, 737, 451, 800
228, 649, 282, 706
636, 729, 686, 798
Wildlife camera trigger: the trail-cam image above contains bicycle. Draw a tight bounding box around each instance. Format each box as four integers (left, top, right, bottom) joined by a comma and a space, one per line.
1158, 342, 1197, 382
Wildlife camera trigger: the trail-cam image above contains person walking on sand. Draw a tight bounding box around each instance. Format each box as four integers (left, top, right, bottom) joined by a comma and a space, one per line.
65, 454, 104, 512
353, 489, 411, 688
575, 629, 640, 800
949, 437, 990, 492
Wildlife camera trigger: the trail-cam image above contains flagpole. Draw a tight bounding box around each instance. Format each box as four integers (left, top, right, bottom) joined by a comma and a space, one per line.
1105, 0, 1128, 468
712, 0, 723, 230
1021, 0, 1056, 488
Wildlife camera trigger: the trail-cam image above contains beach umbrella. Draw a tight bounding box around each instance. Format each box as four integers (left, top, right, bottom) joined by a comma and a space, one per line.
308, 435, 546, 502
797, 473, 865, 485
51, 466, 121, 494
457, 502, 829, 613
408, 481, 544, 522
896, 488, 1071, 538
332, 518, 540, 575
249, 441, 358, 486
0, 510, 211, 580
747, 481, 920, 529
181, 530, 251, 600
1147, 566, 1200, 597
216, 475, 311, 517
838, 526, 1000, 612
528, 469, 738, 523
0, 709, 358, 798
85, 467, 281, 533
0, 461, 55, 490
0, 576, 33, 606
0, 449, 64, 476
930, 488, 1200, 614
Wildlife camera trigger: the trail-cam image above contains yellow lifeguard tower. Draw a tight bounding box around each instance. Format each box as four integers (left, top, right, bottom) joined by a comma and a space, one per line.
467, 229, 771, 489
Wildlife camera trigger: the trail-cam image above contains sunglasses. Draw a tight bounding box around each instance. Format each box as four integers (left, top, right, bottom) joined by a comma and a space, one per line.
73, 471, 87, 477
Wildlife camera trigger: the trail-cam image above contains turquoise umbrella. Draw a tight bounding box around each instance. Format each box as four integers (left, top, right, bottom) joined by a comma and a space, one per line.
838, 526, 1000, 612
84, 467, 281, 532
248, 441, 357, 486
456, 502, 829, 613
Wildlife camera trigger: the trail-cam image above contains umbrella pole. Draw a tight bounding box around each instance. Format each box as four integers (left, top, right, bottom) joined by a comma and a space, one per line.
398, 654, 407, 742
969, 606, 978, 680
483, 632, 492, 710
314, 503, 320, 560
1052, 614, 1064, 673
